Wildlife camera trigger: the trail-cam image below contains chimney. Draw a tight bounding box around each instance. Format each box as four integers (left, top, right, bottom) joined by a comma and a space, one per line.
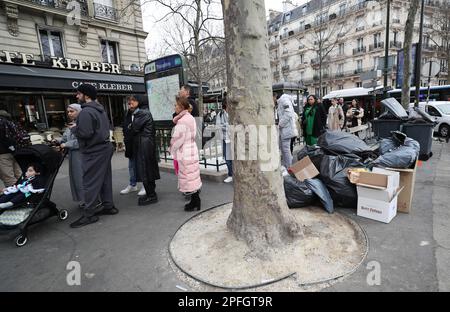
269, 9, 281, 21
282, 0, 296, 13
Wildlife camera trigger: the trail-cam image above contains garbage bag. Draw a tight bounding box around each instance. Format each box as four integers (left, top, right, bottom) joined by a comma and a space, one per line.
284, 176, 317, 208
373, 137, 420, 168
304, 178, 334, 214
378, 111, 400, 120
407, 107, 434, 123
295, 145, 325, 169
319, 155, 364, 208
381, 98, 408, 120
317, 130, 372, 156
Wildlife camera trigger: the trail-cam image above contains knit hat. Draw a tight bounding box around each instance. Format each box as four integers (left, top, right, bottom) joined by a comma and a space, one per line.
68, 103, 82, 112
76, 84, 97, 100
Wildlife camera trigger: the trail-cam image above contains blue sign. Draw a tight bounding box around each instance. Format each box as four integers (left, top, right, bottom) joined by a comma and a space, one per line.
396, 44, 417, 89
144, 54, 183, 74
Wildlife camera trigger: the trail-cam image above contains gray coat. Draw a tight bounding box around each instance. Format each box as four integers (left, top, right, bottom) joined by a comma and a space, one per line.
60, 128, 84, 203
277, 94, 299, 140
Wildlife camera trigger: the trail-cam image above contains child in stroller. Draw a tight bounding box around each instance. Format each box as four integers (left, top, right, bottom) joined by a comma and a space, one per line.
0, 163, 46, 209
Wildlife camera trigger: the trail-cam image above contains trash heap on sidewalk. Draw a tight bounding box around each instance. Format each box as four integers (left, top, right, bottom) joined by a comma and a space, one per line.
284, 115, 422, 223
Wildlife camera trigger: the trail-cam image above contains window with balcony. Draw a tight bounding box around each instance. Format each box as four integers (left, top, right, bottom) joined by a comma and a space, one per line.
356, 60, 363, 72
39, 29, 64, 61
337, 63, 344, 75
101, 40, 119, 64
94, 0, 117, 21
300, 54, 304, 63
338, 43, 344, 55
357, 38, 364, 50
356, 82, 362, 88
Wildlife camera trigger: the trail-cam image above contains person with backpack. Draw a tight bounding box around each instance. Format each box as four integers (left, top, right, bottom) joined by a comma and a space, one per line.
0, 110, 22, 187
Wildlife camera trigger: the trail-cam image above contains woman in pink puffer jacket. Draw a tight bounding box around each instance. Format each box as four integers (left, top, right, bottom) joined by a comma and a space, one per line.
169, 96, 202, 211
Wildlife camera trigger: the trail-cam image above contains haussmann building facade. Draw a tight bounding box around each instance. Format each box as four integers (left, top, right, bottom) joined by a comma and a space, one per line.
0, 0, 148, 131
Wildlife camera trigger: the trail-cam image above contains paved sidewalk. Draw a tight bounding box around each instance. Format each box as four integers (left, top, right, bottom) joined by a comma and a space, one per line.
0, 143, 449, 291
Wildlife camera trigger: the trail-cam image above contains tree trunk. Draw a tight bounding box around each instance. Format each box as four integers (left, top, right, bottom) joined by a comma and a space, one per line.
222, 0, 302, 258
402, 0, 420, 109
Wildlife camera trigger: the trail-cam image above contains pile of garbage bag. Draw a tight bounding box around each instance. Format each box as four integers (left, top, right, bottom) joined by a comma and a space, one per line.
283, 175, 334, 214
285, 129, 420, 210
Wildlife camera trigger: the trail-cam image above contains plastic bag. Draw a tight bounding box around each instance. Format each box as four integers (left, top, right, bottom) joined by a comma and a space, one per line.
373, 137, 420, 168
319, 155, 364, 208
304, 178, 334, 214
317, 130, 372, 156
295, 145, 325, 169
284, 175, 316, 208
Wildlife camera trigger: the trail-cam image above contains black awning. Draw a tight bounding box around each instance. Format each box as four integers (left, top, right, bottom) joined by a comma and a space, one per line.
0, 64, 145, 94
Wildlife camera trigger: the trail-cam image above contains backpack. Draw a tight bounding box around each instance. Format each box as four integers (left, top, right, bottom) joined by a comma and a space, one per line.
8, 122, 31, 149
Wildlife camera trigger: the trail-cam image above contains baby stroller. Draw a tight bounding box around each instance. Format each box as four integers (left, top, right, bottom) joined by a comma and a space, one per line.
0, 144, 68, 247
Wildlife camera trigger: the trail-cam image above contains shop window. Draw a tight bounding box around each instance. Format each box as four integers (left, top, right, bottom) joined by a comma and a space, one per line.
0, 95, 46, 131
44, 96, 68, 130
101, 40, 119, 64
39, 29, 64, 60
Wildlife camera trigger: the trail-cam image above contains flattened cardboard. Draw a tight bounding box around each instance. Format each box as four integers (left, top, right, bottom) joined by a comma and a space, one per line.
385, 160, 418, 214
289, 156, 320, 181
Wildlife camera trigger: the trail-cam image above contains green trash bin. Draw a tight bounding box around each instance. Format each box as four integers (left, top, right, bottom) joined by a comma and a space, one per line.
402, 122, 434, 160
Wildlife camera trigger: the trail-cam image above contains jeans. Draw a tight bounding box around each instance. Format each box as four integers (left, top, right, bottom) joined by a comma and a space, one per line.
280, 137, 293, 169
128, 157, 137, 187
223, 140, 233, 177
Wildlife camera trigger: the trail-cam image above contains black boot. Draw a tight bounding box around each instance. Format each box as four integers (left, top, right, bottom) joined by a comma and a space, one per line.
184, 191, 201, 211
138, 193, 158, 206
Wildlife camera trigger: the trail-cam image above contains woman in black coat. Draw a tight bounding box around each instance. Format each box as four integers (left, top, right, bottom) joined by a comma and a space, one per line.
128, 95, 161, 206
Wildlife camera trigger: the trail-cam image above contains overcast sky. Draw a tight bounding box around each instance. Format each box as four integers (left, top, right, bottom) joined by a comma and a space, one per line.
142, 0, 306, 59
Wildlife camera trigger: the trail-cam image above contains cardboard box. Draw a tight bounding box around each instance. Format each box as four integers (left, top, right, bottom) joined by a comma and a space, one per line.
288, 156, 319, 181
355, 169, 402, 223
357, 186, 403, 224
385, 160, 418, 214
348, 167, 400, 198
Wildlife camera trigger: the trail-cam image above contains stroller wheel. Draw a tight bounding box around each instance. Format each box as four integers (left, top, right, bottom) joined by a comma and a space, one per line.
15, 235, 28, 247
58, 210, 69, 221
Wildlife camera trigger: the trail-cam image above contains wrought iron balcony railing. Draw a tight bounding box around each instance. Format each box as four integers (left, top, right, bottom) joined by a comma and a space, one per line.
94, 3, 118, 21
27, 0, 88, 16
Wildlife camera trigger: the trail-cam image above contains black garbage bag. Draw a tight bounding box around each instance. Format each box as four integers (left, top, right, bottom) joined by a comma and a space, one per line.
373, 137, 420, 168
319, 154, 364, 208
284, 176, 317, 208
295, 145, 325, 169
304, 178, 334, 214
317, 130, 372, 157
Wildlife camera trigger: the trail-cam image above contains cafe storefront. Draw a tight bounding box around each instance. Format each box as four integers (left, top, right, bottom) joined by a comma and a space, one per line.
0, 52, 145, 132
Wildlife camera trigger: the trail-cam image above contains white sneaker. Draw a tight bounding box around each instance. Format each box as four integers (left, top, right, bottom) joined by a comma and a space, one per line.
120, 185, 138, 195
138, 188, 147, 196
224, 177, 233, 183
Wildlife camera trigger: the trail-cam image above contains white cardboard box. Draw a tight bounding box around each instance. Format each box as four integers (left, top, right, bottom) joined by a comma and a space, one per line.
357, 186, 403, 223
356, 169, 402, 224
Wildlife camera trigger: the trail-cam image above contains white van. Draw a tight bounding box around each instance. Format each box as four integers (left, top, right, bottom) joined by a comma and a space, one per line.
410, 101, 450, 137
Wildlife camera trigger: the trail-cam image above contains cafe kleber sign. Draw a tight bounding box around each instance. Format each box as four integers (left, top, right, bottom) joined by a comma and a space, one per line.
0, 50, 121, 74
72, 81, 133, 91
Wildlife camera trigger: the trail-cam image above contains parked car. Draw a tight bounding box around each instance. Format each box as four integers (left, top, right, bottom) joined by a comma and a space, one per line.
410, 101, 450, 137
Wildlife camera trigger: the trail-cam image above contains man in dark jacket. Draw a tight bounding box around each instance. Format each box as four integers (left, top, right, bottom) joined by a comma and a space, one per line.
178, 85, 199, 117
128, 95, 160, 206
69, 84, 117, 228
119, 103, 145, 196
0, 111, 22, 187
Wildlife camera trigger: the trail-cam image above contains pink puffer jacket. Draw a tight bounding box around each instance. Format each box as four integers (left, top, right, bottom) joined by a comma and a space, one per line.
170, 110, 202, 193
